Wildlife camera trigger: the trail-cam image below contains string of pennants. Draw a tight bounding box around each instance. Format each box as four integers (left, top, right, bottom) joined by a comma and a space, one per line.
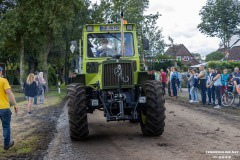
145, 59, 180, 63
145, 59, 240, 63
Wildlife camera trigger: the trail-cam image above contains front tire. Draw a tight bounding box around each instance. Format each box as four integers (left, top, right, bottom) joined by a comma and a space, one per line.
221, 91, 234, 107
140, 80, 166, 136
67, 83, 89, 140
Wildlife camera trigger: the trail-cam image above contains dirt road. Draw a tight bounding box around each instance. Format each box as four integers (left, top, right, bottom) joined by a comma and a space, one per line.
44, 101, 240, 160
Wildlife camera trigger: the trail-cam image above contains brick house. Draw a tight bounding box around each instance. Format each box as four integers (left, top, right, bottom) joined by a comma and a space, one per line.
164, 44, 200, 66
217, 46, 240, 61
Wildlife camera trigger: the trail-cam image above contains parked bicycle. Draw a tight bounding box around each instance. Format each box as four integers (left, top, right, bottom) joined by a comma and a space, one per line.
222, 82, 240, 107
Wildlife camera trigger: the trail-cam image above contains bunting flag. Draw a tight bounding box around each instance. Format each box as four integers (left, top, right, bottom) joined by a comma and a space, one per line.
145, 59, 178, 63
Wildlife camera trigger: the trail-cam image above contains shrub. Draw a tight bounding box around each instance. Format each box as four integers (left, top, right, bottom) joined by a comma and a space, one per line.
207, 61, 240, 72
48, 67, 58, 86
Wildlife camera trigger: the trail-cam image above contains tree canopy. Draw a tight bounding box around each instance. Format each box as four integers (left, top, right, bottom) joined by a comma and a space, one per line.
191, 53, 202, 62
198, 0, 240, 52
205, 51, 225, 62
0, 0, 165, 87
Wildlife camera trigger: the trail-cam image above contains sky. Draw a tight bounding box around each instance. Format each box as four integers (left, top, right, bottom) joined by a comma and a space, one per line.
145, 0, 220, 56
93, 0, 239, 56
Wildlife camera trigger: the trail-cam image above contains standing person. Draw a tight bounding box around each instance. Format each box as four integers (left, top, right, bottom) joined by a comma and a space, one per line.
210, 68, 222, 109
187, 68, 192, 101
167, 68, 171, 96
221, 69, 229, 94
154, 70, 159, 81
38, 72, 46, 104
233, 81, 240, 107
231, 67, 240, 94
34, 71, 39, 105
24, 73, 38, 114
190, 69, 199, 103
197, 65, 207, 106
0, 67, 18, 150
159, 69, 167, 95
148, 70, 155, 80
170, 67, 174, 96
206, 67, 216, 105
171, 67, 178, 99
178, 71, 183, 92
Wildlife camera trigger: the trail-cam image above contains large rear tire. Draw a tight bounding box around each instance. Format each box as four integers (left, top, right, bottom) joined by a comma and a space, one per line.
140, 80, 166, 136
67, 83, 89, 140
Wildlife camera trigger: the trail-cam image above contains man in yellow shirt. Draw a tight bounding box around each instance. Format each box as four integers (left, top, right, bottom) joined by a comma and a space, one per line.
0, 66, 18, 150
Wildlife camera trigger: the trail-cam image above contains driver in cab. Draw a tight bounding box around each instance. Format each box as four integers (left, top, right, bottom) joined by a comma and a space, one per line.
96, 39, 113, 57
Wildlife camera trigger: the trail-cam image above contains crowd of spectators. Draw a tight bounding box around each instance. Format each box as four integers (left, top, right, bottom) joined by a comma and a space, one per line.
150, 66, 240, 109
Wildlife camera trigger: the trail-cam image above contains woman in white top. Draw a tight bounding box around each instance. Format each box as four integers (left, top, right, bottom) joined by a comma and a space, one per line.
38, 72, 46, 104
210, 68, 222, 109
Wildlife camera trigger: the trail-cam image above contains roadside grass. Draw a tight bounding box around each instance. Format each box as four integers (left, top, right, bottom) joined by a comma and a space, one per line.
0, 85, 67, 159
0, 135, 41, 157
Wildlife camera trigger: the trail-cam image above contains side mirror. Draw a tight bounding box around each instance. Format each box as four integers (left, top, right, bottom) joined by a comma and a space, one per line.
142, 38, 149, 50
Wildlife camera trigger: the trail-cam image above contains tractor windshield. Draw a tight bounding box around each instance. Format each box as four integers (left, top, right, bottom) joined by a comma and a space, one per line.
87, 33, 134, 58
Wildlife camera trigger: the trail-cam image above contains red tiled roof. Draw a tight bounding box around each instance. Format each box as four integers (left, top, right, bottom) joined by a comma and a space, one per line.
164, 44, 183, 57
164, 44, 200, 65
217, 46, 240, 60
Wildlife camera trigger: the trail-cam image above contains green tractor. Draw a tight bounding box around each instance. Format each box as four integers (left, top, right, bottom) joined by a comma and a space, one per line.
67, 22, 166, 140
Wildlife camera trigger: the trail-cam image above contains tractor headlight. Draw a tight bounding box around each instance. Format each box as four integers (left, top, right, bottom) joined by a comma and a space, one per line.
139, 96, 146, 103
91, 99, 99, 106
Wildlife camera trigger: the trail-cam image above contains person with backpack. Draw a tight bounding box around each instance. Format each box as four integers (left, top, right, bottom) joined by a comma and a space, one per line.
171, 67, 179, 99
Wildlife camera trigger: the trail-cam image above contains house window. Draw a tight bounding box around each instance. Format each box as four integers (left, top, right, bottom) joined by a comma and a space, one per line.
182, 56, 190, 61
176, 56, 181, 61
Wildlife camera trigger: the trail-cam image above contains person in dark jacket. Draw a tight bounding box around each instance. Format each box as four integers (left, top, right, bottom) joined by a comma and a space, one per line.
206, 67, 216, 105
171, 67, 178, 99
24, 73, 38, 114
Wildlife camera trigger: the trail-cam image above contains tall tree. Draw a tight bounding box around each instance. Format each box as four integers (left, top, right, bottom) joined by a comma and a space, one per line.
191, 53, 202, 62
205, 51, 225, 62
24, 0, 88, 91
142, 13, 165, 55
0, 0, 29, 90
104, 0, 164, 54
198, 0, 240, 55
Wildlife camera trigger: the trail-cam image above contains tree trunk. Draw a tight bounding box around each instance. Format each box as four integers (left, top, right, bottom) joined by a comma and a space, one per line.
19, 35, 25, 91
42, 42, 52, 93
64, 39, 69, 85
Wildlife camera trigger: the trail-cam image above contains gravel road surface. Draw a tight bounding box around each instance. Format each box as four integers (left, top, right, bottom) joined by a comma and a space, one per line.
44, 101, 240, 160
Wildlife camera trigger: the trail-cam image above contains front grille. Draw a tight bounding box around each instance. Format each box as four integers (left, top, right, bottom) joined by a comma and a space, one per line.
103, 62, 133, 88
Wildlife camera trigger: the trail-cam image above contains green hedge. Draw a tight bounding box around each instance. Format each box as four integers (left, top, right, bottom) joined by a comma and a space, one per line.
207, 61, 240, 72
